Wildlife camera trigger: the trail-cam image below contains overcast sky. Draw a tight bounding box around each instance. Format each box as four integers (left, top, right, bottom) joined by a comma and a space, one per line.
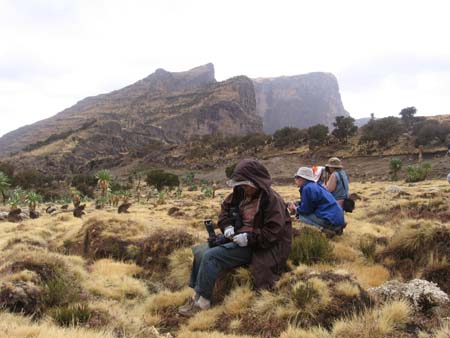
1, 0, 449, 137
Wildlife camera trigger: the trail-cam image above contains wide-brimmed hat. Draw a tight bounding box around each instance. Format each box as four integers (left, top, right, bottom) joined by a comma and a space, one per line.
226, 179, 257, 188
325, 157, 343, 168
293, 167, 315, 181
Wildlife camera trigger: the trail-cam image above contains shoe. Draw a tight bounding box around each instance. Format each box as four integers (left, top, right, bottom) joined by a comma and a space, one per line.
178, 297, 196, 315
178, 301, 203, 317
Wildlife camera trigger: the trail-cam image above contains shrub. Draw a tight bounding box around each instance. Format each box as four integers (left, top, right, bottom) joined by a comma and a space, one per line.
307, 124, 329, 149
360, 116, 404, 147
273, 127, 308, 148
290, 227, 333, 265
145, 170, 180, 191
406, 163, 432, 182
71, 174, 97, 198
389, 158, 403, 180
413, 119, 450, 146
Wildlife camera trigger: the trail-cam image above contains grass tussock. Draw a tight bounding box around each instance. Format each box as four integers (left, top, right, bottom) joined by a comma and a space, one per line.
331, 300, 411, 337
0, 311, 115, 338
290, 227, 334, 265
166, 247, 193, 290
378, 225, 450, 278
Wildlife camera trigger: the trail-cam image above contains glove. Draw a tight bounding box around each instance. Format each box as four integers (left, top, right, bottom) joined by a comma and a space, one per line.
224, 226, 235, 238
233, 233, 248, 247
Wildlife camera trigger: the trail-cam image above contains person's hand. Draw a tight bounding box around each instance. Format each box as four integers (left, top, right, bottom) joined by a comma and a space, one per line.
224, 226, 235, 238
287, 202, 296, 214
233, 233, 248, 247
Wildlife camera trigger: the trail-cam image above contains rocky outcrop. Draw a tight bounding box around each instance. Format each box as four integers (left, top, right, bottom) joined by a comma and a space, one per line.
253, 72, 349, 133
0, 64, 261, 173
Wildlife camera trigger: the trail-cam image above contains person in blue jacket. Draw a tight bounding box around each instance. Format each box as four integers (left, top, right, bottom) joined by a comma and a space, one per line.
288, 167, 345, 235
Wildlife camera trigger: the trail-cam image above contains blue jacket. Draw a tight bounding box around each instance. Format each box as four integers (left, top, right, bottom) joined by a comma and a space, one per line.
296, 181, 345, 227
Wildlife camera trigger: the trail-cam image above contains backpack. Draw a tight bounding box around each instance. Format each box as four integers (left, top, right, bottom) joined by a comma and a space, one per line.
335, 171, 355, 213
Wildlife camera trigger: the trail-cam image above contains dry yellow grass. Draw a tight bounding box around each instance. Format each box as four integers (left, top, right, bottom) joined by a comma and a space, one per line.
0, 312, 114, 338
1, 180, 449, 337
332, 300, 411, 337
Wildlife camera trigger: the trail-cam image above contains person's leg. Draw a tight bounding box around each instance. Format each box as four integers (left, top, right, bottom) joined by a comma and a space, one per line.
189, 243, 210, 289
194, 243, 252, 301
298, 213, 330, 229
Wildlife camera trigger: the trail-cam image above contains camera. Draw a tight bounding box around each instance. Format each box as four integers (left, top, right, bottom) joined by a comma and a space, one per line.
204, 219, 230, 248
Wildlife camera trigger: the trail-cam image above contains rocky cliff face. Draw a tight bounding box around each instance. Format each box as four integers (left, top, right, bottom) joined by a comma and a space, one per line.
253, 72, 348, 133
0, 64, 261, 173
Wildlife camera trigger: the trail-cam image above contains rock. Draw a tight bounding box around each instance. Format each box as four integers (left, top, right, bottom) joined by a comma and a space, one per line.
118, 203, 131, 214
29, 210, 40, 219
0, 211, 8, 220
254, 72, 348, 133
368, 279, 449, 312
73, 204, 86, 218
45, 206, 57, 214
7, 209, 22, 222
0, 64, 262, 175
385, 185, 406, 194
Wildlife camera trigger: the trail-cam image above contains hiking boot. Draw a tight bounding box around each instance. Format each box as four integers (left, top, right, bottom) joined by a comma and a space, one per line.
178, 301, 203, 317
178, 297, 196, 315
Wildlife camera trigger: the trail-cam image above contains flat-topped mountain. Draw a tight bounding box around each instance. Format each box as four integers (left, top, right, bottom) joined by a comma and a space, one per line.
253, 72, 349, 133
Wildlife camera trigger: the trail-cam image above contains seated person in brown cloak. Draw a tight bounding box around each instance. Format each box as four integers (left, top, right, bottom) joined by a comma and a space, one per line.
179, 159, 292, 317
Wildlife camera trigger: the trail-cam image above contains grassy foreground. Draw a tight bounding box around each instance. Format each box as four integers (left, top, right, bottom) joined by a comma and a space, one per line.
1, 180, 450, 338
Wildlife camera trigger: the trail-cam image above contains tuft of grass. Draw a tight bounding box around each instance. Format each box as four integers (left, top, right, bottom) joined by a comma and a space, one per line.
290, 227, 334, 265
223, 285, 254, 316
51, 303, 91, 327
185, 307, 223, 331
166, 247, 193, 290
332, 300, 411, 337
335, 281, 361, 297
359, 234, 377, 261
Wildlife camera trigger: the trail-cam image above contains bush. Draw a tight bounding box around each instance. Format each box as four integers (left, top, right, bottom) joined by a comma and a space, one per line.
413, 119, 450, 146
273, 127, 308, 148
389, 158, 403, 180
360, 116, 404, 147
145, 170, 180, 191
307, 124, 329, 149
406, 163, 432, 182
71, 174, 97, 198
290, 227, 333, 265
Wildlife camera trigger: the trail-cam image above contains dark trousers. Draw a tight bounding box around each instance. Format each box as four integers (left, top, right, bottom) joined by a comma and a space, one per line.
189, 242, 252, 300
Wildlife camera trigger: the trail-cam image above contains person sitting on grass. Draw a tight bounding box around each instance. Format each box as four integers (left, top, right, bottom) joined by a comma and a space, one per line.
288, 167, 345, 235
178, 159, 292, 317
324, 157, 349, 208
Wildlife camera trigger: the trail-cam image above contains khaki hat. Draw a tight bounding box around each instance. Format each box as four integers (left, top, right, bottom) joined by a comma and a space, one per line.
226, 179, 257, 188
293, 167, 315, 181
325, 157, 343, 168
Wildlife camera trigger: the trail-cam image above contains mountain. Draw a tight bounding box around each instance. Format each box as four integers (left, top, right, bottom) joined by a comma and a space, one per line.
253, 72, 349, 133
0, 64, 262, 173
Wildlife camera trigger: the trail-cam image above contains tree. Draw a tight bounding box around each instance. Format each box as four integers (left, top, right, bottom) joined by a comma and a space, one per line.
399, 106, 417, 129
307, 124, 329, 150
273, 127, 308, 148
332, 116, 358, 143
0, 171, 11, 205
239, 133, 271, 154
360, 116, 404, 147
145, 170, 180, 191
413, 120, 450, 146
96, 170, 113, 198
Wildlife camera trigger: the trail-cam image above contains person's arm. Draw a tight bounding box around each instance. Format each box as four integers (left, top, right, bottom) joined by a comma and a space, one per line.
248, 196, 288, 249
217, 193, 233, 233
296, 186, 315, 215
326, 173, 337, 192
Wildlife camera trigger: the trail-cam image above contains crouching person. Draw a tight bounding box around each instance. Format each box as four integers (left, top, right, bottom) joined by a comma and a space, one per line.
178, 159, 292, 317
288, 167, 346, 235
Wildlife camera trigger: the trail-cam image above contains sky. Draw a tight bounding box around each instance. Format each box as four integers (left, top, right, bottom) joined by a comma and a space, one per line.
1, 0, 450, 137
